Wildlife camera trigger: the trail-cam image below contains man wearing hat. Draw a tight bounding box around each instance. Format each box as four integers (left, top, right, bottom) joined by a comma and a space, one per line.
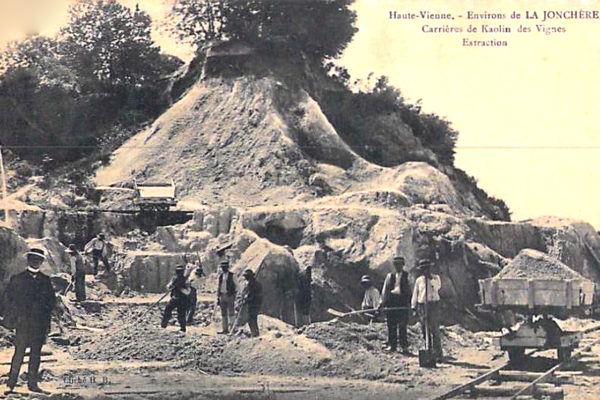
411, 258, 443, 360
360, 275, 382, 310
379, 256, 411, 354
242, 269, 263, 337
3, 248, 56, 394
67, 244, 86, 302
295, 265, 313, 327
185, 259, 204, 324
217, 260, 237, 333
161, 265, 191, 332
84, 233, 110, 275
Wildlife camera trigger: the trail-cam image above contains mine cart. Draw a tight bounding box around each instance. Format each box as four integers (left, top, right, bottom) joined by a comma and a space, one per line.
133, 179, 177, 212
478, 277, 595, 363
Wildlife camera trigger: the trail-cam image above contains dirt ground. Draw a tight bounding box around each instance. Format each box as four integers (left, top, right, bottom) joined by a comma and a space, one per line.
3, 288, 600, 400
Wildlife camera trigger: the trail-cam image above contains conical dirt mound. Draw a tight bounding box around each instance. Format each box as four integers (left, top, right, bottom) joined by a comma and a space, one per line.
96, 77, 372, 207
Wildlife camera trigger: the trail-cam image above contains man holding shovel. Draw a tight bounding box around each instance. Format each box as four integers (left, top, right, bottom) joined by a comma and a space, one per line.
379, 256, 411, 354
411, 258, 443, 362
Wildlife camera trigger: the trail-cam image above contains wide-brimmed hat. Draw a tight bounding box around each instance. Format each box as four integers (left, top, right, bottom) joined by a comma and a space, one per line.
360, 275, 371, 284
417, 258, 433, 270
175, 265, 185, 273
67, 244, 78, 253
243, 269, 255, 278
219, 259, 230, 268
26, 248, 46, 260
393, 256, 405, 262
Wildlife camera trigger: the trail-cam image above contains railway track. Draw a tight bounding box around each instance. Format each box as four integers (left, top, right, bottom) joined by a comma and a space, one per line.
432, 328, 600, 400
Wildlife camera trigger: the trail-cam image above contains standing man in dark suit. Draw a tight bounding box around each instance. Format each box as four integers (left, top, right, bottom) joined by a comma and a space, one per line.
379, 255, 411, 354
3, 248, 57, 395
67, 244, 86, 302
295, 265, 312, 327
242, 269, 263, 337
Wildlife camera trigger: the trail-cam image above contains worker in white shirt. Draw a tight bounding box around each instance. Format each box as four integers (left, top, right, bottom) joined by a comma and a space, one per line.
185, 260, 204, 324
360, 275, 381, 310
84, 233, 110, 275
411, 258, 443, 360
360, 275, 382, 324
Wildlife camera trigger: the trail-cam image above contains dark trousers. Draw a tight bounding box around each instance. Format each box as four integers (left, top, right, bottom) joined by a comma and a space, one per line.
161, 297, 187, 332
92, 249, 110, 275
74, 274, 86, 302
8, 332, 44, 388
386, 294, 409, 350
248, 308, 259, 337
187, 288, 197, 323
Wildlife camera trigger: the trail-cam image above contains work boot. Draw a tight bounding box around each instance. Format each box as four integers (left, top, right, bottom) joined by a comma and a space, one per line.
400, 347, 412, 356
383, 346, 396, 353
28, 383, 48, 394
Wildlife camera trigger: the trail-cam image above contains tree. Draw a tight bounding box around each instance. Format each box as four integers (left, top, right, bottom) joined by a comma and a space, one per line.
59, 0, 169, 91
169, 0, 226, 46
0, 1, 181, 164
169, 0, 357, 62
0, 36, 77, 90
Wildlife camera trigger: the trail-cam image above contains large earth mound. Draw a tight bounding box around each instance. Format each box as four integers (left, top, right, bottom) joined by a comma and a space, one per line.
95, 76, 493, 218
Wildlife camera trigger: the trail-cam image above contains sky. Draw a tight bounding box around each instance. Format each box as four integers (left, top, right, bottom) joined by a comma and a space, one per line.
0, 0, 599, 226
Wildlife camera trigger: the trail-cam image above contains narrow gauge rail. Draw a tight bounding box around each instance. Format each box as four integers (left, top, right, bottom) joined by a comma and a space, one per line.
432, 324, 600, 400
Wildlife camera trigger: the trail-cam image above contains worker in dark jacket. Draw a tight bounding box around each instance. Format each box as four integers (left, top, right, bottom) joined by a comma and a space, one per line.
217, 260, 237, 333
295, 265, 312, 327
242, 269, 263, 337
379, 255, 411, 354
3, 248, 57, 395
67, 244, 86, 302
161, 265, 190, 332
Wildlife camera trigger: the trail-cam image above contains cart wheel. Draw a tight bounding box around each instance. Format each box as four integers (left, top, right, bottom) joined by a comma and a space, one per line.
507, 348, 525, 365
558, 347, 572, 362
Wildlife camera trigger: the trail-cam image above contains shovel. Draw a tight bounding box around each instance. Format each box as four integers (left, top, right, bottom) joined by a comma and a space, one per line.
419, 273, 436, 368
326, 307, 409, 318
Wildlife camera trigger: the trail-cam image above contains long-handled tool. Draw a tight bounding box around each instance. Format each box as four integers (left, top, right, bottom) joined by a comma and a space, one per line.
326, 307, 410, 318
137, 291, 169, 322
229, 302, 244, 335
63, 280, 74, 296
419, 273, 436, 367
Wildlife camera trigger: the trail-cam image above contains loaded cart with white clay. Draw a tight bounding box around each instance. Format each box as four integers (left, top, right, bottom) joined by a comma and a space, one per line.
478, 249, 595, 364
133, 178, 177, 212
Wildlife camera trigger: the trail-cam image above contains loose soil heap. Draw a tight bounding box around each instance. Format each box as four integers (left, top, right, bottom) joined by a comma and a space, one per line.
68, 300, 487, 381
494, 249, 585, 280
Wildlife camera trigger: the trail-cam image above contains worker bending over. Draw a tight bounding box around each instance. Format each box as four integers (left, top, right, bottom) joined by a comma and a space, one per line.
161, 265, 190, 332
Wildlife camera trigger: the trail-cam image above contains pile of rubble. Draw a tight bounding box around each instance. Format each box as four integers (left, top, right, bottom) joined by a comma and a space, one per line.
494, 249, 585, 280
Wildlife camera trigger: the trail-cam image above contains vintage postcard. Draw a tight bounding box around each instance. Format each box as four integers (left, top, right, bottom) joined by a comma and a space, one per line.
0, 0, 599, 399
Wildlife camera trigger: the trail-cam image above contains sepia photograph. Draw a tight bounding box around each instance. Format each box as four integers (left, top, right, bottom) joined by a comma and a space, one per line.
0, 0, 599, 398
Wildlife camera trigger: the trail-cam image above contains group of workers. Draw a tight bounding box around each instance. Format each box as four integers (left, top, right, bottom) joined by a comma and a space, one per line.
361, 256, 444, 360
0, 236, 444, 395
160, 258, 263, 337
